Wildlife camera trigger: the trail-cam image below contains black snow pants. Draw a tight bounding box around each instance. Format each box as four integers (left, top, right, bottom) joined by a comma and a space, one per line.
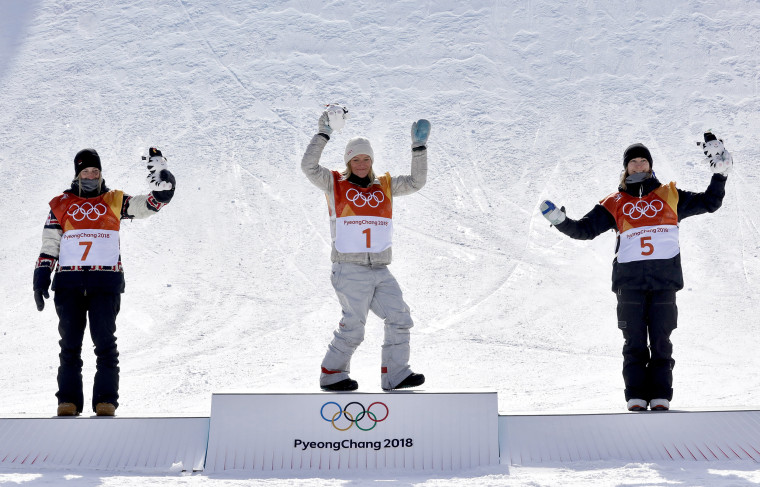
616, 289, 677, 402
54, 289, 120, 413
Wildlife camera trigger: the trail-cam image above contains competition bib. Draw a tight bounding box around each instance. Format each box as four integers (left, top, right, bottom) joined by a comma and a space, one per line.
50, 191, 123, 266
331, 172, 393, 253
60, 229, 121, 266
600, 182, 681, 263
617, 225, 680, 263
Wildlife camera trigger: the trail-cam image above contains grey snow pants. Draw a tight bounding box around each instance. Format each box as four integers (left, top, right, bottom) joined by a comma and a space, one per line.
321, 262, 414, 390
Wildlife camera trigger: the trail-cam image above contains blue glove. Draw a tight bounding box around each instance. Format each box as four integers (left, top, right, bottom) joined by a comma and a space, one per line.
540, 200, 566, 225
318, 111, 332, 136
411, 119, 430, 149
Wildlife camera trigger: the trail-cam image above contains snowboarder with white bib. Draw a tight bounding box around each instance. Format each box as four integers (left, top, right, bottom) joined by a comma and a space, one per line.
301, 106, 429, 391
33, 148, 175, 416
540, 133, 730, 411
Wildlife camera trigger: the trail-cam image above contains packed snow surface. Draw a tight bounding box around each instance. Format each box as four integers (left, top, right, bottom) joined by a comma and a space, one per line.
2, 0, 760, 484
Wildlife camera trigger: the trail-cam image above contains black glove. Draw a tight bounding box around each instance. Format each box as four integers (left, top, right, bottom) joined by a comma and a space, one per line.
33, 266, 52, 311
152, 169, 176, 203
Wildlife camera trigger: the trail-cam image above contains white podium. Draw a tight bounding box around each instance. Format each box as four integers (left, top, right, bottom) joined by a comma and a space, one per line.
204, 391, 499, 472
500, 409, 760, 465
0, 416, 208, 471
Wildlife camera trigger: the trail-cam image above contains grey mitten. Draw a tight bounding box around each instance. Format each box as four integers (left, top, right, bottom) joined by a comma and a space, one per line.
540, 200, 566, 225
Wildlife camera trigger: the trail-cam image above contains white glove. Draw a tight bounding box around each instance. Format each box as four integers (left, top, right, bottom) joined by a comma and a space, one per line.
318, 111, 332, 136
145, 147, 173, 191
325, 104, 350, 133
698, 132, 732, 175
540, 200, 566, 225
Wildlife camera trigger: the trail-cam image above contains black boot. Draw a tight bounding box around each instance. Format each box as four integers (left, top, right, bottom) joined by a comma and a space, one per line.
384, 373, 425, 391
321, 378, 358, 392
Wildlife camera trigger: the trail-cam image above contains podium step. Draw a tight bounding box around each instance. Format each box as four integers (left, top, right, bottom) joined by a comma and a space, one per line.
0, 416, 208, 471
204, 391, 499, 472
500, 410, 760, 465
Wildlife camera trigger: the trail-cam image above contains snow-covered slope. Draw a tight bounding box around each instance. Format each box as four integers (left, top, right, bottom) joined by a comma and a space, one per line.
2, 1, 760, 484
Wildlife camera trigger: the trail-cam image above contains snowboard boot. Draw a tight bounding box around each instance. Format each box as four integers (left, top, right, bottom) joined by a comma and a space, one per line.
627, 399, 648, 411
321, 378, 359, 392
384, 373, 425, 391
57, 402, 79, 417
95, 402, 116, 416
650, 399, 670, 411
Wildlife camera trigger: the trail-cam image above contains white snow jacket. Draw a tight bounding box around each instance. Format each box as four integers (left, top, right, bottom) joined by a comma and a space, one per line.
301, 134, 427, 265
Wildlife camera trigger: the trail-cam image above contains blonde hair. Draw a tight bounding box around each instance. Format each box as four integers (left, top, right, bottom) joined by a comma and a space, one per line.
341, 159, 376, 181
619, 169, 628, 191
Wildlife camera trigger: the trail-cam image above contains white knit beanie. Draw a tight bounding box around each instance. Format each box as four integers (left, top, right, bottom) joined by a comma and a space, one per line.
344, 137, 374, 164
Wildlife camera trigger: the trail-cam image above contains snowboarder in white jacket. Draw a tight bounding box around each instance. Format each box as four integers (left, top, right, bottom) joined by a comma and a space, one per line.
301, 107, 429, 391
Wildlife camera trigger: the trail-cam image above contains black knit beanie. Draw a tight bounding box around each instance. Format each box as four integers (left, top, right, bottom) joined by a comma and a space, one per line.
623, 143, 652, 168
74, 148, 102, 176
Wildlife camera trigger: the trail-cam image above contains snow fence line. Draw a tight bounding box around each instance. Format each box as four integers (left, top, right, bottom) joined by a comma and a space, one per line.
1, 393, 760, 473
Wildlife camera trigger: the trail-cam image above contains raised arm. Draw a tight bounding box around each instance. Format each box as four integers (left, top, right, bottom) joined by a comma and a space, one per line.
124, 147, 176, 219
678, 132, 731, 220
301, 110, 337, 193
392, 119, 429, 196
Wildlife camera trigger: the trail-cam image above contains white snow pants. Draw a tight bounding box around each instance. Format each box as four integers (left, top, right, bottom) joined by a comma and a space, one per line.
320, 262, 414, 390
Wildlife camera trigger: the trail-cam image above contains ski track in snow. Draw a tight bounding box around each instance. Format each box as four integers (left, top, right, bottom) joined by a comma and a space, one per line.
2, 0, 760, 485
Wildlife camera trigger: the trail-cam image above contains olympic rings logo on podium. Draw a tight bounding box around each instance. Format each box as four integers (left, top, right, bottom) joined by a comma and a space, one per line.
320, 401, 389, 431
622, 199, 663, 220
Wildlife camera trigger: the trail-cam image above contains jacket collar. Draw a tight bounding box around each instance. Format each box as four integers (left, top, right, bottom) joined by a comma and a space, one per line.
65, 179, 110, 198
620, 175, 660, 198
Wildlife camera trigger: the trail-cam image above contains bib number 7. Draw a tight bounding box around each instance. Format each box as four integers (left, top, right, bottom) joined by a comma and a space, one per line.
640, 236, 654, 256
79, 241, 93, 261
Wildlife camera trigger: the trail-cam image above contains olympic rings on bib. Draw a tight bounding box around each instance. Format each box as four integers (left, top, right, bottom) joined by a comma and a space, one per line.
320, 401, 389, 431
346, 188, 385, 208
67, 202, 108, 222
622, 199, 663, 220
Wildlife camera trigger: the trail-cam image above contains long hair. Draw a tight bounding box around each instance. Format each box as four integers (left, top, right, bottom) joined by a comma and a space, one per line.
619, 169, 628, 190
340, 160, 376, 181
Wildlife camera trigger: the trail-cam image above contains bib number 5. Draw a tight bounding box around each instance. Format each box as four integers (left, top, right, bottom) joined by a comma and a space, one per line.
640, 236, 654, 256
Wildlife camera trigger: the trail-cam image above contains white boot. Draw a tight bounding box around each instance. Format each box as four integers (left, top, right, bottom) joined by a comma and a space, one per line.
627, 399, 647, 411
650, 398, 670, 411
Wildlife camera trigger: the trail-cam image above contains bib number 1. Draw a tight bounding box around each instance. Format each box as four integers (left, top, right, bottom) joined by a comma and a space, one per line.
362, 228, 371, 248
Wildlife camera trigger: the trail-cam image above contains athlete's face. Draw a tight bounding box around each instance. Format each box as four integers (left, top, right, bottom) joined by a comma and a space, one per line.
349, 155, 372, 179
80, 167, 101, 180
627, 157, 650, 175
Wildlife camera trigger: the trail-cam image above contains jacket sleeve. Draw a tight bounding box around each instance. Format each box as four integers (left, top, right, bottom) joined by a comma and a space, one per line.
554, 204, 616, 240
301, 134, 334, 193
677, 173, 727, 221
36, 209, 61, 266
390, 147, 427, 197
122, 192, 167, 220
